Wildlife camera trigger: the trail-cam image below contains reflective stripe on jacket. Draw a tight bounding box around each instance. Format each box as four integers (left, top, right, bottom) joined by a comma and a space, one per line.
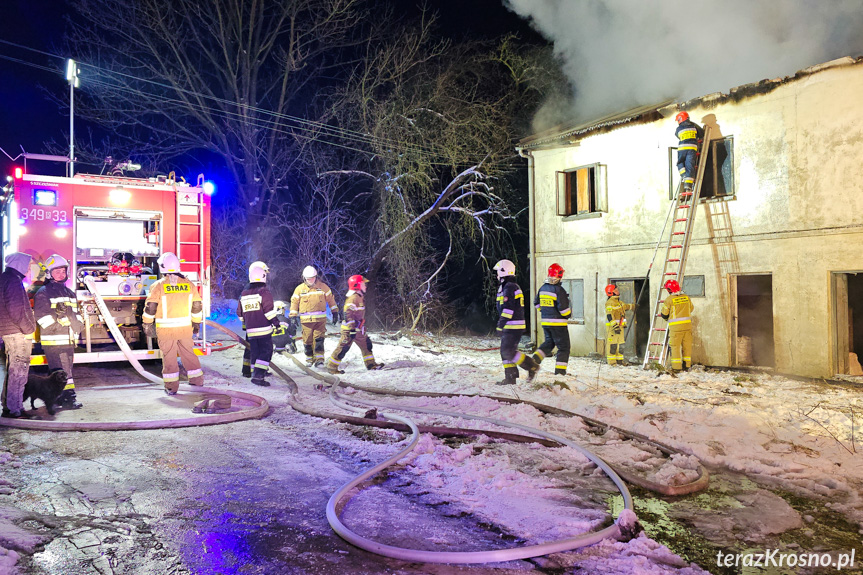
34, 279, 83, 346
496, 277, 526, 331
290, 281, 337, 324
143, 276, 201, 339
661, 293, 694, 328
675, 120, 704, 151
534, 281, 571, 327
238, 283, 276, 338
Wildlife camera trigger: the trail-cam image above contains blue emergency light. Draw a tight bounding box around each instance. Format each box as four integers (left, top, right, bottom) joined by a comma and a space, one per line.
33, 189, 57, 206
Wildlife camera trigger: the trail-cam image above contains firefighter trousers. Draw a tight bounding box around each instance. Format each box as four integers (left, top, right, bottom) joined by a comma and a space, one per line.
248, 334, 273, 379
301, 321, 326, 363
44, 345, 77, 399
668, 327, 692, 370
157, 336, 203, 393
534, 326, 570, 374
327, 330, 376, 371
606, 324, 625, 365
677, 149, 697, 187
1, 333, 31, 414
500, 330, 536, 380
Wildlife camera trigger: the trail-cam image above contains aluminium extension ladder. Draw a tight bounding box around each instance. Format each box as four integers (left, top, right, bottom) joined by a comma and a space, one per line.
642, 126, 712, 368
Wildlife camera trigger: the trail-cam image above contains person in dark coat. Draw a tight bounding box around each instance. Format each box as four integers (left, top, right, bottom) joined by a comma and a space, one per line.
674, 111, 705, 191
0, 252, 37, 418
493, 259, 539, 386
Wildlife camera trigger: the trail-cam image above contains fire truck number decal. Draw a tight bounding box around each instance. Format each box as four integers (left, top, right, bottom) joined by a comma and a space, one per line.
164, 285, 191, 293
21, 208, 68, 222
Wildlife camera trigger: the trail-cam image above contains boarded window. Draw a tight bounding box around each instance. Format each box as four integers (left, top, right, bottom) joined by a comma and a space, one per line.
556, 164, 607, 216
560, 279, 585, 321
682, 275, 705, 297
668, 136, 735, 200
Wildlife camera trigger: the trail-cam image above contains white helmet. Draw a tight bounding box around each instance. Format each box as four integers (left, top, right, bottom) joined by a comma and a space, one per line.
274, 300, 287, 315
158, 252, 181, 273
302, 265, 317, 280
45, 254, 70, 272
493, 259, 516, 279
249, 261, 269, 283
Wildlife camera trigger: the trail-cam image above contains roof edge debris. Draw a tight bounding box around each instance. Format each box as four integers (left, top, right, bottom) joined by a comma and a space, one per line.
518, 55, 863, 151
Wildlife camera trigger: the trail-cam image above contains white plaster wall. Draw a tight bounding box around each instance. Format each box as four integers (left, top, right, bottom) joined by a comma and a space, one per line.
528, 61, 863, 377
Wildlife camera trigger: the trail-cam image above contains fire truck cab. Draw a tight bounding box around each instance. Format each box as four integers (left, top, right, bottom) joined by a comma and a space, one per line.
2, 169, 212, 364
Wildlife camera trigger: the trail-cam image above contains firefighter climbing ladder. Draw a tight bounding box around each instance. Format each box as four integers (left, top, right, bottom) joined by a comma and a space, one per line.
642, 126, 712, 369
176, 185, 207, 346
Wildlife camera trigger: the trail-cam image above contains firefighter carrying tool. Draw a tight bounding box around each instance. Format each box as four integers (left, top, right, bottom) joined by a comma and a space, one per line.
142, 252, 204, 394
605, 284, 635, 366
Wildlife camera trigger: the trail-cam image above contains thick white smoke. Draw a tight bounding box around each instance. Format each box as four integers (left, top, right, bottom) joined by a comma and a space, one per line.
505, 0, 863, 130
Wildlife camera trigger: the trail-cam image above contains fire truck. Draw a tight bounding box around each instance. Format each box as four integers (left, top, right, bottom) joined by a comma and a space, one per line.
2, 167, 213, 364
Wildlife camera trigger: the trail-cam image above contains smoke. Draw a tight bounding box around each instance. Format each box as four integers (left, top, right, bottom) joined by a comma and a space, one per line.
504, 0, 863, 131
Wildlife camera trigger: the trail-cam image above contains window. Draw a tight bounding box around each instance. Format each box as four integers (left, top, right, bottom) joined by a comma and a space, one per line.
560, 279, 585, 322
668, 136, 735, 199
556, 163, 607, 217
682, 275, 705, 297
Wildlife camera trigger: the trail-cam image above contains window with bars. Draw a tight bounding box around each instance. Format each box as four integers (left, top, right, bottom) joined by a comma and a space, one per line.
556, 164, 607, 216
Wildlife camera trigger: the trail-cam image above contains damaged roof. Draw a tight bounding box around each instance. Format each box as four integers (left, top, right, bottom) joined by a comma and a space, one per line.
518, 56, 863, 151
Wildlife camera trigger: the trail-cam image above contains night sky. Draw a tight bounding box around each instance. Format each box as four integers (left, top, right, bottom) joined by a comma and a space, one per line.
0, 0, 543, 180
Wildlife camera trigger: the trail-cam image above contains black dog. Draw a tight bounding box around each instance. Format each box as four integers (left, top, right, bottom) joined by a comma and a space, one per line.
23, 370, 68, 415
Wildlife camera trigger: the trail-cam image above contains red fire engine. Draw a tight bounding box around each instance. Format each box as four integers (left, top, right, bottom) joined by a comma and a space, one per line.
2, 168, 213, 364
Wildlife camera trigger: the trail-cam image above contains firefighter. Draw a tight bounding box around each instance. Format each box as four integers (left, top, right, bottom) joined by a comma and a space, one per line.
34, 254, 85, 409
493, 260, 539, 385
237, 261, 279, 386
142, 253, 204, 394
325, 275, 384, 374
271, 300, 297, 354
605, 284, 635, 366
675, 111, 704, 192
0, 253, 37, 419
532, 263, 572, 375
661, 279, 695, 371
289, 266, 339, 367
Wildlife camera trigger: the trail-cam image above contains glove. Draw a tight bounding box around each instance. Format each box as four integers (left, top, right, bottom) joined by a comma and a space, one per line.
287, 339, 297, 353
367, 338, 373, 351
289, 316, 300, 336
143, 322, 157, 338
331, 310, 341, 326
193, 323, 201, 336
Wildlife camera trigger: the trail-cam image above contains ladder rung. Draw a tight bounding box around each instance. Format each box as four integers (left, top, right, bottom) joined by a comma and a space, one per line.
670, 245, 683, 249
181, 261, 202, 265
648, 356, 661, 360
180, 222, 203, 226
672, 232, 686, 235
680, 192, 693, 197
677, 204, 691, 209
674, 218, 688, 223
178, 241, 202, 245
667, 258, 680, 262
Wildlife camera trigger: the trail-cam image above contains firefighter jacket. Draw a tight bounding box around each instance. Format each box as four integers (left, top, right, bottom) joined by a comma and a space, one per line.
0, 267, 36, 337
661, 292, 694, 330
675, 120, 704, 152
341, 290, 366, 334
534, 281, 571, 327
290, 281, 337, 324
237, 282, 278, 338
272, 313, 292, 349
605, 296, 633, 331
143, 274, 202, 339
496, 277, 526, 331
34, 279, 84, 347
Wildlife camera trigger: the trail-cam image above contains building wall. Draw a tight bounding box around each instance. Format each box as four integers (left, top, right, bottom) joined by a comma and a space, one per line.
527, 60, 863, 377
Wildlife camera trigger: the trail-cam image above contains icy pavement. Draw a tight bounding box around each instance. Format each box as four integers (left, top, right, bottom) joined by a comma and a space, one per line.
1, 327, 861, 574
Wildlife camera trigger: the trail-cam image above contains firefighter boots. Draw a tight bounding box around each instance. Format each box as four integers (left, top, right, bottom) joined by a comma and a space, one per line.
56, 390, 83, 410
366, 362, 385, 370
495, 376, 517, 386
242, 367, 252, 378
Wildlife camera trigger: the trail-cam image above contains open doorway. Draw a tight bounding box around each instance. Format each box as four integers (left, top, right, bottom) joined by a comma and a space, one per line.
734, 275, 775, 367
832, 272, 863, 375
608, 277, 650, 361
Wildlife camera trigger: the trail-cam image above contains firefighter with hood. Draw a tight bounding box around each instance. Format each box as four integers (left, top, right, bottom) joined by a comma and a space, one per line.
532, 263, 572, 375
237, 261, 279, 386
605, 284, 635, 366
661, 279, 695, 371
493, 259, 539, 385
0, 252, 37, 418
325, 275, 384, 374
289, 265, 339, 367
143, 252, 204, 394
675, 111, 704, 192
34, 254, 85, 409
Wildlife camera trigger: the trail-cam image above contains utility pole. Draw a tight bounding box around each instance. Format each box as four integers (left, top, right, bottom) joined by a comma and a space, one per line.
66, 59, 79, 177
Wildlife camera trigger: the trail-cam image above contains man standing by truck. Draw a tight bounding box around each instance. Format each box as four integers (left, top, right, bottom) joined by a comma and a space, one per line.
0, 252, 37, 418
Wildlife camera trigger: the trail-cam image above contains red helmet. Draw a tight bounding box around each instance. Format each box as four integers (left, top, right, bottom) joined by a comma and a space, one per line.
348, 274, 368, 292
605, 284, 618, 297
547, 263, 564, 279
664, 279, 681, 293
675, 111, 689, 123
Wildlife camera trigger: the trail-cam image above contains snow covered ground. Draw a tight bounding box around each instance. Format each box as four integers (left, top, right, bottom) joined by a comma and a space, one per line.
1, 319, 862, 574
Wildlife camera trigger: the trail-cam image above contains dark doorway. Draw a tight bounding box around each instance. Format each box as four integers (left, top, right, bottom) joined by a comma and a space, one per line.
609, 277, 650, 361
834, 272, 863, 374
735, 275, 775, 367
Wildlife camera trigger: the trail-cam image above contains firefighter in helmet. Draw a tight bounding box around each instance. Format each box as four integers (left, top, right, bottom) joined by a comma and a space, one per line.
289, 265, 339, 367
271, 300, 297, 354
605, 283, 635, 366
34, 254, 85, 409
493, 259, 539, 385
237, 261, 279, 386
325, 275, 384, 374
532, 263, 572, 376
675, 111, 705, 192
661, 279, 695, 371
142, 253, 204, 394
